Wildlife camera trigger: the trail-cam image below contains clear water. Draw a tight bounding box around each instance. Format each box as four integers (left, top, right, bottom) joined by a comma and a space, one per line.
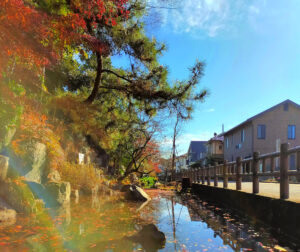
0, 190, 297, 251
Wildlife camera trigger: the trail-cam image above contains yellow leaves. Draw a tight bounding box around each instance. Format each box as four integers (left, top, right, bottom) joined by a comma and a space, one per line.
57, 162, 102, 191
274, 245, 288, 252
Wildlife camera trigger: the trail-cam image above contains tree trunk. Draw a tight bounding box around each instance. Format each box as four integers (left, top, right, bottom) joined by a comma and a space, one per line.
85, 52, 102, 103
171, 114, 179, 181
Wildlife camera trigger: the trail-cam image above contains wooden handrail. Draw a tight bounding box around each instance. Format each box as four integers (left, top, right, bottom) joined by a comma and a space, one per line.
175, 143, 300, 200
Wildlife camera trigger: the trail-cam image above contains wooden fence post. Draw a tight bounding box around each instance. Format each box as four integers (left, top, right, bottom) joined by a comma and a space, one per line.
207, 165, 211, 186
297, 151, 300, 172
252, 152, 259, 194
262, 158, 266, 173
201, 167, 205, 184
236, 157, 242, 190
270, 157, 275, 173
280, 143, 289, 199
223, 160, 228, 188
214, 162, 218, 187
297, 151, 300, 182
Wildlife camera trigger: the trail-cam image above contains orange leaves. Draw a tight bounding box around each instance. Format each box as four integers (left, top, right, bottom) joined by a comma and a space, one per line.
12, 178, 26, 187
0, 0, 57, 80
0, 0, 130, 84
17, 109, 52, 142
11, 104, 66, 170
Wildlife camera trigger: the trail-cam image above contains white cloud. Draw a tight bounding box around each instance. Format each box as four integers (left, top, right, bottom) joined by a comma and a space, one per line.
169, 0, 229, 36
150, 0, 265, 37
205, 108, 215, 112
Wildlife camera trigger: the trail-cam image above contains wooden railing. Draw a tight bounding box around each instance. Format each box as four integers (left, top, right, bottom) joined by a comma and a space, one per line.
174, 143, 300, 200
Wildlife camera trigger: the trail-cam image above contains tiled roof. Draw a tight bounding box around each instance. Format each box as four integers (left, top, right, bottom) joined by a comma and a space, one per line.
189, 141, 207, 153
209, 135, 224, 142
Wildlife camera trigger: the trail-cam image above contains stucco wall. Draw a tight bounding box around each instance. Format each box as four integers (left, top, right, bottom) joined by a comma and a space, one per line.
253, 103, 300, 154
224, 123, 253, 161
208, 141, 223, 155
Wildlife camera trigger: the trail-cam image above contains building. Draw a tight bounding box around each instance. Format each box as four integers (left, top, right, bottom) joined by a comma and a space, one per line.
223, 100, 300, 168
206, 133, 224, 164
187, 141, 207, 167
175, 153, 188, 172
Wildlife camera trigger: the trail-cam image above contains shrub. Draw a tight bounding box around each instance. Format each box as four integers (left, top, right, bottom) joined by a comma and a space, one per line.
139, 176, 157, 188
57, 162, 103, 191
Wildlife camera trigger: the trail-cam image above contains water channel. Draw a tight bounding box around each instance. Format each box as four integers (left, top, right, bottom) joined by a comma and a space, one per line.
0, 190, 298, 251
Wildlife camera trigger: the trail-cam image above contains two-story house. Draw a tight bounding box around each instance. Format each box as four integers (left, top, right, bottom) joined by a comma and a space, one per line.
206, 133, 224, 164
175, 153, 188, 172
187, 141, 207, 167
223, 100, 300, 169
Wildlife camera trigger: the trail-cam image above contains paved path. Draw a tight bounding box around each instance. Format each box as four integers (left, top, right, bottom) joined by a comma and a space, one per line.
195, 181, 300, 203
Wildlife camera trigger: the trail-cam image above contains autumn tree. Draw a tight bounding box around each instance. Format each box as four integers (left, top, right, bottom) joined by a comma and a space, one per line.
1, 1, 208, 183
115, 120, 161, 181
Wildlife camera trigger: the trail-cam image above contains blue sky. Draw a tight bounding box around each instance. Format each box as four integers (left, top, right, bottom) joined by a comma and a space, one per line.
143, 0, 300, 156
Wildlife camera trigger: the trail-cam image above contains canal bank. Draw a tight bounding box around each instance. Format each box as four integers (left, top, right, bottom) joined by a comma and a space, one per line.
191, 183, 300, 245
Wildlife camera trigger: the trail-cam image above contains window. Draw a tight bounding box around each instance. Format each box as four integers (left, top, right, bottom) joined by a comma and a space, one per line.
226, 137, 229, 148
241, 129, 245, 142
288, 125, 296, 139
284, 103, 289, 111
257, 125, 266, 139
219, 145, 222, 150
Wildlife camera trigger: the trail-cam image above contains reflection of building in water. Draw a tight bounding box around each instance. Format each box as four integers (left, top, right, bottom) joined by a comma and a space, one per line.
187, 206, 202, 221
183, 198, 270, 251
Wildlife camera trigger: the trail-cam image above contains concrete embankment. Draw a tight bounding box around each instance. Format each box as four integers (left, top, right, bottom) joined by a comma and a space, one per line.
191, 183, 300, 243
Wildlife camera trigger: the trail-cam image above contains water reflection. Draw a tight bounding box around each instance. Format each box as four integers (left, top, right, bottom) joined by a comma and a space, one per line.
0, 191, 296, 251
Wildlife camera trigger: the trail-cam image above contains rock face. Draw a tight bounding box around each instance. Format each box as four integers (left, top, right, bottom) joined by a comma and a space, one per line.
46, 170, 61, 183
45, 181, 71, 207
120, 184, 131, 192
127, 224, 166, 251
26, 181, 46, 200
0, 198, 16, 227
0, 180, 42, 214
0, 127, 16, 152
0, 207, 16, 227
124, 185, 151, 202
0, 155, 9, 181
20, 141, 47, 183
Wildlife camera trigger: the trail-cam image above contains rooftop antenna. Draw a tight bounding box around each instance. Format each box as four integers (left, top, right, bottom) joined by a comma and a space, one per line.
222, 124, 224, 133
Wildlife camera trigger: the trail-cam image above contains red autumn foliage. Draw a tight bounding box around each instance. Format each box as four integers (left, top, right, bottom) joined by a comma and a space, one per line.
0, 0, 129, 82
142, 140, 162, 173
0, 0, 55, 79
